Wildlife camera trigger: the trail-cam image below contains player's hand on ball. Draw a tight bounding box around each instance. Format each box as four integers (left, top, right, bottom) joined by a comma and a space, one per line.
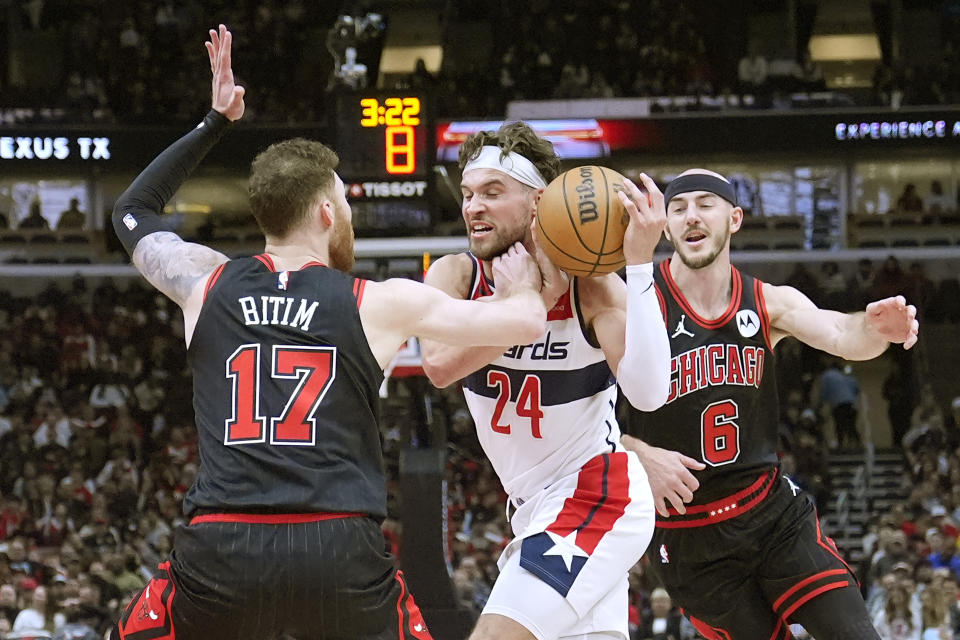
529, 220, 570, 309
492, 242, 543, 298
618, 173, 665, 265
205, 24, 245, 121
865, 295, 919, 349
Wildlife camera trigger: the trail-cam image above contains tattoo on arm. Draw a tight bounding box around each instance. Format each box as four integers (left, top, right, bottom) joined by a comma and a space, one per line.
131, 232, 229, 306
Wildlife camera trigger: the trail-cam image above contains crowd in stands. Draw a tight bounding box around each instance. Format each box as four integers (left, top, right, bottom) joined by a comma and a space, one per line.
0, 0, 340, 124
0, 0, 957, 125
0, 252, 957, 638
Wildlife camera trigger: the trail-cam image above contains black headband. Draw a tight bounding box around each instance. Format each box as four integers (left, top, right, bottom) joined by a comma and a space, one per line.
664, 174, 737, 207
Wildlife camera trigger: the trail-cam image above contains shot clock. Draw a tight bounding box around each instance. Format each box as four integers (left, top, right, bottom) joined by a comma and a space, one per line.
333, 92, 431, 178
331, 91, 435, 235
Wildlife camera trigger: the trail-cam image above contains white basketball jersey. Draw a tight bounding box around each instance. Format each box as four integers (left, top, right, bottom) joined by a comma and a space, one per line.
462, 254, 621, 501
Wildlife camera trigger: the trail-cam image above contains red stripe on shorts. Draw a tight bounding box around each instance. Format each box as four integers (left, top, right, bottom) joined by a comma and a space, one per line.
546, 452, 631, 554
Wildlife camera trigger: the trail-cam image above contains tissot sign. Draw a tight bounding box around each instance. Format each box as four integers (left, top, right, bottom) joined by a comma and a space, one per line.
348, 181, 428, 199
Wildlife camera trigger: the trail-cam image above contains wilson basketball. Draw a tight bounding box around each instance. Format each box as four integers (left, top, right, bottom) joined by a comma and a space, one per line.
535, 166, 629, 277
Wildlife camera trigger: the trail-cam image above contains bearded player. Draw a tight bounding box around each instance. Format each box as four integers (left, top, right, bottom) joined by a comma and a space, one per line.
110, 27, 551, 640
421, 122, 704, 640
624, 169, 918, 639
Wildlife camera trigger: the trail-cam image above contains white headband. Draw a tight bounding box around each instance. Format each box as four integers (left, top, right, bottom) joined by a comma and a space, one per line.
462, 145, 547, 189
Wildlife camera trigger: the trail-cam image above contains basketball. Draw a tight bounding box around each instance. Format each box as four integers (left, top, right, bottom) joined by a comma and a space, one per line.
535, 166, 630, 277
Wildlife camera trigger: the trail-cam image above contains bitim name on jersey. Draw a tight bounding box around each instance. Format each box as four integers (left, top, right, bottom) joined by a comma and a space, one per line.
667, 344, 766, 403
238, 295, 319, 331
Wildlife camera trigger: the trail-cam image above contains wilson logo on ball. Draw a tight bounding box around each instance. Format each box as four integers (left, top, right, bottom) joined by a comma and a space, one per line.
536, 165, 630, 277
576, 167, 598, 224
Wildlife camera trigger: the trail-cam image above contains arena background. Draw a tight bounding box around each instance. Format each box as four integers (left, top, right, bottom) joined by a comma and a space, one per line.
0, 1, 958, 638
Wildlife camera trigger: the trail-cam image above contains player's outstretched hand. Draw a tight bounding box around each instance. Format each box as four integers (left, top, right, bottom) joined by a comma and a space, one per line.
622, 435, 705, 517
205, 24, 245, 121
492, 242, 543, 298
529, 219, 570, 309
866, 295, 919, 349
618, 173, 665, 265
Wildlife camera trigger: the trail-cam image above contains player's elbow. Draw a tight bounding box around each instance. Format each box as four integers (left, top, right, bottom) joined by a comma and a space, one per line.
421, 357, 459, 389
622, 382, 669, 412
517, 314, 548, 346
618, 368, 670, 412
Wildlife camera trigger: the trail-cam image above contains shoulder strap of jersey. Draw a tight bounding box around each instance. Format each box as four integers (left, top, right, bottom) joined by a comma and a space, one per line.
738, 269, 773, 351
202, 261, 229, 303
467, 252, 494, 300
570, 278, 600, 348
352, 278, 368, 308
253, 253, 277, 272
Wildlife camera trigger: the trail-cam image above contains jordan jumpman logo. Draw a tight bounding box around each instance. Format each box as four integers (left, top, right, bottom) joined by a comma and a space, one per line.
671, 314, 695, 338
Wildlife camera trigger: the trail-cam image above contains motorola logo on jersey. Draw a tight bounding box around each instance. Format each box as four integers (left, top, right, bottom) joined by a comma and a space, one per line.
666, 343, 766, 403
348, 180, 428, 199
503, 331, 570, 360
736, 310, 760, 338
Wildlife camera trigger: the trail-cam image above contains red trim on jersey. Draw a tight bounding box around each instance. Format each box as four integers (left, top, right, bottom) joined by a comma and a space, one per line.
478, 273, 493, 298
754, 278, 772, 351
353, 278, 367, 307
654, 283, 667, 322
470, 255, 494, 299
547, 289, 573, 321
189, 512, 363, 525
772, 568, 849, 611
302, 260, 327, 269
254, 253, 276, 272
656, 468, 776, 528
659, 260, 742, 330
202, 263, 227, 302
546, 452, 631, 554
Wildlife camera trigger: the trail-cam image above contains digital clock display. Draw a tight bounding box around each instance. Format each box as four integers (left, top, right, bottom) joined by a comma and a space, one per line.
360, 97, 421, 128
331, 91, 434, 235
334, 93, 430, 178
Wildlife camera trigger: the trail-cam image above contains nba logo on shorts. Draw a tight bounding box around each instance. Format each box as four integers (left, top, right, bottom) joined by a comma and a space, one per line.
660, 544, 670, 564
123, 213, 138, 230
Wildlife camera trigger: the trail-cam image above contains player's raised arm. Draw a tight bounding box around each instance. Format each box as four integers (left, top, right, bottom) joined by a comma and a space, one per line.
111, 25, 245, 308
362, 243, 548, 370
764, 284, 919, 359
589, 174, 671, 411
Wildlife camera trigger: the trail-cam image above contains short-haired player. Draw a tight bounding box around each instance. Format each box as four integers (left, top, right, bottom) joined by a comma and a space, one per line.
624, 169, 918, 640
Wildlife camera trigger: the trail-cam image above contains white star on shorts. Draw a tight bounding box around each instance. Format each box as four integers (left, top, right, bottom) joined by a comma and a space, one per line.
542, 530, 590, 572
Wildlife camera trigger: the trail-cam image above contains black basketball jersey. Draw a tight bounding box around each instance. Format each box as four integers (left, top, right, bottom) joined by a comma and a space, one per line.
630, 259, 780, 506
183, 254, 386, 519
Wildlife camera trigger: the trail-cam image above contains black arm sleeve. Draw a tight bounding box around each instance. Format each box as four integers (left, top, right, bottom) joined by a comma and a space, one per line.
111, 109, 231, 256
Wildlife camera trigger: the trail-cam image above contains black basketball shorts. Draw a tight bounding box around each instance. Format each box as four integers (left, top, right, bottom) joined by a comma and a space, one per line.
113, 513, 432, 640
646, 474, 862, 640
